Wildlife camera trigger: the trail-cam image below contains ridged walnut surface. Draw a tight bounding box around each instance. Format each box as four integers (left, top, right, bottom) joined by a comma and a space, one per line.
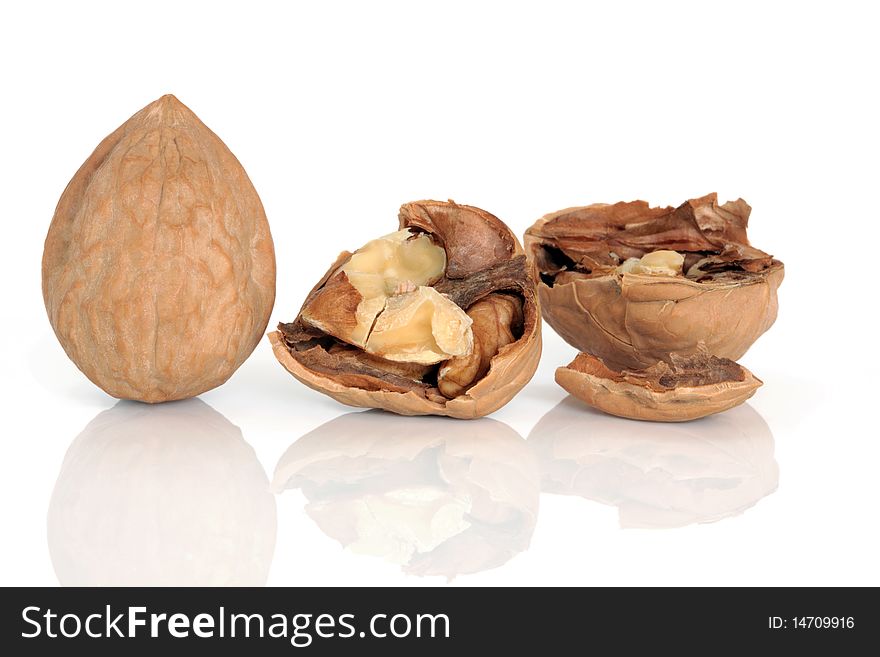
43, 95, 276, 402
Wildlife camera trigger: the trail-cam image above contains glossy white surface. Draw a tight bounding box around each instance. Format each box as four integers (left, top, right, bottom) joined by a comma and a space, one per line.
2, 1, 878, 586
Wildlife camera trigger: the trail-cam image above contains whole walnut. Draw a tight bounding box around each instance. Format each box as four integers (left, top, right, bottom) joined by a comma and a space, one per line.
42, 95, 276, 402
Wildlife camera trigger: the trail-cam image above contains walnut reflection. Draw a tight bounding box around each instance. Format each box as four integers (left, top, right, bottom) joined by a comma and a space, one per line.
48, 399, 276, 585
528, 398, 778, 528
273, 411, 538, 579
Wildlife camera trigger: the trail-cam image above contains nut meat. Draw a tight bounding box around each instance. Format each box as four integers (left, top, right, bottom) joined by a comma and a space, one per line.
270, 201, 541, 418
42, 95, 276, 402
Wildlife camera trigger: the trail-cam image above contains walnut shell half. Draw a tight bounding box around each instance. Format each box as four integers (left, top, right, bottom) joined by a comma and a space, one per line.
270, 200, 541, 419
524, 193, 783, 371
555, 352, 762, 422
42, 95, 276, 402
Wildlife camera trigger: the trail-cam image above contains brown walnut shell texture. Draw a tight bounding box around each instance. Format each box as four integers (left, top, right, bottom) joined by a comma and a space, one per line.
524, 193, 784, 371
555, 352, 762, 422
270, 201, 542, 419
43, 95, 276, 402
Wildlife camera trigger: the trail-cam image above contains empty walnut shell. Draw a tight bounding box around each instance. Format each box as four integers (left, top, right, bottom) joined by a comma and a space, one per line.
524, 193, 783, 371
270, 200, 541, 419
556, 352, 762, 422
42, 95, 276, 402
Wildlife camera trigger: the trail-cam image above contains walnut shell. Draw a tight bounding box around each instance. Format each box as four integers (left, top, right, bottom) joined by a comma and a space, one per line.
42, 95, 276, 402
556, 352, 762, 422
526, 193, 782, 421
270, 200, 541, 419
524, 193, 783, 371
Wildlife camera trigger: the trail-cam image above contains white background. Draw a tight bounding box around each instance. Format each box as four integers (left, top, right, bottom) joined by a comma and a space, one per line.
1, 0, 878, 586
